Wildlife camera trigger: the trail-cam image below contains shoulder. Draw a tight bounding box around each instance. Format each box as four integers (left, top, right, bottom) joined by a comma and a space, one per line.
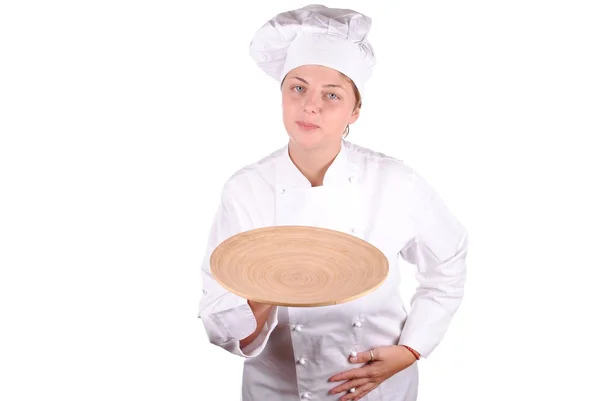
219, 144, 285, 200
344, 140, 417, 184
345, 141, 445, 217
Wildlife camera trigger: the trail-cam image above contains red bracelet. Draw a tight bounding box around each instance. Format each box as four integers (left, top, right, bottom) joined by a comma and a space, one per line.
401, 345, 420, 360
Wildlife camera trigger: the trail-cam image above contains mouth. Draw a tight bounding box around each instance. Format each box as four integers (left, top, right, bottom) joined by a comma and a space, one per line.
296, 121, 320, 130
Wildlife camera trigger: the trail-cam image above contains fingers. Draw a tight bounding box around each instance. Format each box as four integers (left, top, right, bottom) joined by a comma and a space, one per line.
349, 348, 379, 364
330, 348, 383, 382
343, 382, 377, 401
329, 366, 371, 382
328, 377, 370, 395
340, 382, 377, 401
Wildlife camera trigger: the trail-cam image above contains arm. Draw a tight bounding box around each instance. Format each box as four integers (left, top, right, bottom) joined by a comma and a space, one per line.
198, 191, 279, 358
240, 301, 274, 349
397, 171, 469, 359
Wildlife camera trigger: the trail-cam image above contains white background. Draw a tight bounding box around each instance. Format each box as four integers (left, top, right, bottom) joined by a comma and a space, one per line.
1, 1, 599, 400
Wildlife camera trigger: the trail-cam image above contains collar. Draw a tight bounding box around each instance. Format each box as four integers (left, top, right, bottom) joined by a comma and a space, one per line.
275, 139, 359, 188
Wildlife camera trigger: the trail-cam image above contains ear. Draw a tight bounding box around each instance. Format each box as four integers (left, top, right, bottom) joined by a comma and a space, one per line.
349, 107, 361, 124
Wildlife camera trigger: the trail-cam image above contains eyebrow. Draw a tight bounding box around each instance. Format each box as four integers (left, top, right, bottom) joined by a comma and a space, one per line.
289, 76, 346, 90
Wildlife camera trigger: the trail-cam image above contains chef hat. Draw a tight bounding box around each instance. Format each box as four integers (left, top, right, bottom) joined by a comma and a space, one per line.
249, 4, 376, 98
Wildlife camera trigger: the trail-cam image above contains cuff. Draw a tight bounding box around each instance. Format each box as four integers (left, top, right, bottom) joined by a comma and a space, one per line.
235, 304, 279, 357
397, 300, 453, 358
213, 301, 258, 341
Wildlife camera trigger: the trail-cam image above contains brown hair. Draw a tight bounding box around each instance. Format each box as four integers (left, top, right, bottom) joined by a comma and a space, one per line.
340, 73, 362, 111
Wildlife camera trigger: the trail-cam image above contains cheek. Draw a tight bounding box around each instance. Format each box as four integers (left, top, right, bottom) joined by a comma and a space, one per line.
281, 100, 298, 129
282, 97, 297, 116
325, 106, 352, 126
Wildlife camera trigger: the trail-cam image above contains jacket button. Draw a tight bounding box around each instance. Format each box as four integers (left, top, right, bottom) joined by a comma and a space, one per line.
353, 321, 363, 328
279, 187, 285, 194
349, 176, 356, 183
293, 324, 303, 332
301, 392, 312, 399
297, 357, 306, 365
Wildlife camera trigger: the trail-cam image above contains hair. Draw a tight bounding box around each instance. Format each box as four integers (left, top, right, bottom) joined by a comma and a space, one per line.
340, 73, 362, 111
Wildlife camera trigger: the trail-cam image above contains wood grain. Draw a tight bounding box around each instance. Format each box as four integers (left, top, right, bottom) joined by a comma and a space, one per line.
210, 226, 389, 307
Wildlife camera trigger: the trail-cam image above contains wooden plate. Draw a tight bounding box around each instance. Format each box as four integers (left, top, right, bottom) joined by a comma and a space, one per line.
210, 225, 389, 307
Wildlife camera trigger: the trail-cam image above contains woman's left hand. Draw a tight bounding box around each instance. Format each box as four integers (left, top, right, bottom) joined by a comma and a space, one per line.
328, 345, 418, 400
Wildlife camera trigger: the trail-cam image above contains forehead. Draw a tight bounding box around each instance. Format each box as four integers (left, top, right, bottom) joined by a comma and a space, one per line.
284, 65, 348, 85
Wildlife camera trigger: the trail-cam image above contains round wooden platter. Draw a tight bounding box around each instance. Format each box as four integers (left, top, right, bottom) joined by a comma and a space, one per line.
210, 225, 389, 307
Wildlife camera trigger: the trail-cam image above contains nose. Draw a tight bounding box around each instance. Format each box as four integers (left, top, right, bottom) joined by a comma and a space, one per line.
303, 92, 321, 114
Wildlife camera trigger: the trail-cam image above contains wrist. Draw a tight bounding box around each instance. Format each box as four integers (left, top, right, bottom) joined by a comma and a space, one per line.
248, 300, 272, 313
399, 345, 420, 361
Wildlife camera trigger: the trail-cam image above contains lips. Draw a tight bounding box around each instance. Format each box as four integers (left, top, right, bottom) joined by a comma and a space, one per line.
296, 121, 320, 130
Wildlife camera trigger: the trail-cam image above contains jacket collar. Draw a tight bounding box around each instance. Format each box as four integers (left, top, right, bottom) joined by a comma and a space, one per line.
275, 140, 358, 188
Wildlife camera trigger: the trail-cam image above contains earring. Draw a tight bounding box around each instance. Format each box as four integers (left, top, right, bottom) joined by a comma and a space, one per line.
343, 125, 349, 138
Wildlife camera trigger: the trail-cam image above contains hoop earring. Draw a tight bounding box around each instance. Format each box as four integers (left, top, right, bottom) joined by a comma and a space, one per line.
343, 125, 349, 138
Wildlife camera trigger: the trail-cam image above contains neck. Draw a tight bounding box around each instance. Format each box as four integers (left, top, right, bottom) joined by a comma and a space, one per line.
288, 140, 341, 187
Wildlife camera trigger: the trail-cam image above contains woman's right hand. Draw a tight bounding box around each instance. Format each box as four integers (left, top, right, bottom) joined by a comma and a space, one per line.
248, 300, 273, 313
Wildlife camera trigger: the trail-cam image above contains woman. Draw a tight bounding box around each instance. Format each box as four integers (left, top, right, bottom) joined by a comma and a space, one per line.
198, 5, 468, 401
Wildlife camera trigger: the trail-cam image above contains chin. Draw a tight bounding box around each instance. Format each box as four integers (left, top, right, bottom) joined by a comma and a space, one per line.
289, 131, 325, 150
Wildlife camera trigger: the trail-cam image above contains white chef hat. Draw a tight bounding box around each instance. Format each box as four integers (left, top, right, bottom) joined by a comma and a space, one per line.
249, 4, 376, 98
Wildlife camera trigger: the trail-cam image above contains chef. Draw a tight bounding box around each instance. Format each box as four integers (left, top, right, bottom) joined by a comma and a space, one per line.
198, 4, 468, 401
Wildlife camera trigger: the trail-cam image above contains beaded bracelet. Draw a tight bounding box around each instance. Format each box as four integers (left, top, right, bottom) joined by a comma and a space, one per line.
401, 345, 421, 360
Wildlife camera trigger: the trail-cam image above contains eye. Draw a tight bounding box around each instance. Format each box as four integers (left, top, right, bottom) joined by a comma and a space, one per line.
293, 85, 304, 92
326, 93, 339, 100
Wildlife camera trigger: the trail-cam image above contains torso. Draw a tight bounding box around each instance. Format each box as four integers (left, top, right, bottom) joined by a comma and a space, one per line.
223, 140, 420, 401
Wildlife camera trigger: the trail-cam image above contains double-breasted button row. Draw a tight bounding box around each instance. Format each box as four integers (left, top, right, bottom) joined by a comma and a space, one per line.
293, 325, 310, 399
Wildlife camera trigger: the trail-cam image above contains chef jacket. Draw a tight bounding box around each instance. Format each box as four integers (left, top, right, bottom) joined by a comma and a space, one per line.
198, 139, 468, 401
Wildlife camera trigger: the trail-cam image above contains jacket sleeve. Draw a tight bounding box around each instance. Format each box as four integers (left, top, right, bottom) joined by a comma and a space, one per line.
198, 190, 279, 358
397, 171, 468, 359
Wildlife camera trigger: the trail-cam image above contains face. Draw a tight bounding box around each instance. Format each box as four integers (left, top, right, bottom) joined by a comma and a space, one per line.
281, 64, 360, 152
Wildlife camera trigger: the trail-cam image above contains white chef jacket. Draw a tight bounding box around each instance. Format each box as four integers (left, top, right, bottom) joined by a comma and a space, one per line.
198, 140, 468, 401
